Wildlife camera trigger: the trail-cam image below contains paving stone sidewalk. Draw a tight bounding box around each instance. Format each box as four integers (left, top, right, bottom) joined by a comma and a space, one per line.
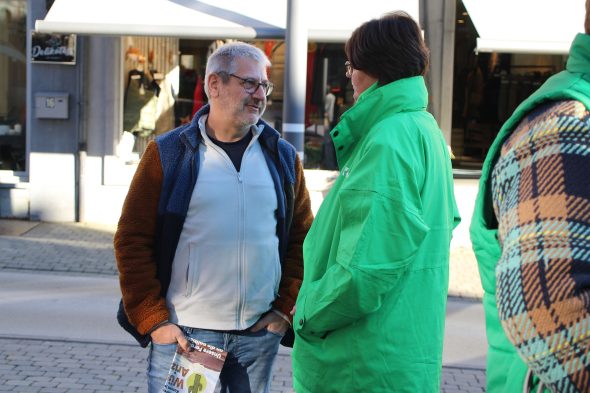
0, 222, 118, 275
0, 221, 485, 299
0, 337, 484, 392
0, 221, 486, 392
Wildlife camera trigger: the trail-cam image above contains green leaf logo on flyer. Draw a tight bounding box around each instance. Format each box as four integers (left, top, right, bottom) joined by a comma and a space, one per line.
187, 373, 206, 393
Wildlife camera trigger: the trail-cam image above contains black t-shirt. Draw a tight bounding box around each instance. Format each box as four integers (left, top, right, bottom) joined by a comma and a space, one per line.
209, 131, 253, 172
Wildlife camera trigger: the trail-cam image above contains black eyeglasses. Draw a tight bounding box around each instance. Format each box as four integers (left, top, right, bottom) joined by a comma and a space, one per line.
221, 72, 274, 96
345, 61, 353, 78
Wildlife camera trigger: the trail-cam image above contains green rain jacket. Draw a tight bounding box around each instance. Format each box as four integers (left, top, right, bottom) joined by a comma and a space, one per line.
470, 33, 590, 393
292, 76, 460, 392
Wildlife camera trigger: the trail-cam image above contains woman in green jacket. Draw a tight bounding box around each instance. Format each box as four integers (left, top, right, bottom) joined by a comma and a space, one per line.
292, 12, 460, 392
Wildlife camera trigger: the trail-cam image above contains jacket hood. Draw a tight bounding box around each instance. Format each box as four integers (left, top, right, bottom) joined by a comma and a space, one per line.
567, 33, 590, 76
331, 76, 428, 167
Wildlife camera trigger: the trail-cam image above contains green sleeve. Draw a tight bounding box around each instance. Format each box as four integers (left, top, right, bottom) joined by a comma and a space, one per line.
294, 189, 429, 338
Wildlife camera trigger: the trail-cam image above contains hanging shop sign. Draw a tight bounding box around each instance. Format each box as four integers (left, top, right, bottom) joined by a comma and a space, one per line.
31, 32, 76, 64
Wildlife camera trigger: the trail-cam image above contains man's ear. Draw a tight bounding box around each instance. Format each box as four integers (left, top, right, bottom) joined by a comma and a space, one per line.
207, 74, 220, 98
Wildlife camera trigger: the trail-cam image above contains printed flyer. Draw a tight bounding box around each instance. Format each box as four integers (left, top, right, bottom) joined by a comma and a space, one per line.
161, 337, 227, 393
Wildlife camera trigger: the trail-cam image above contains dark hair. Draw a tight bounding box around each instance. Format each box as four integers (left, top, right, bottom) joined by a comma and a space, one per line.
345, 11, 429, 85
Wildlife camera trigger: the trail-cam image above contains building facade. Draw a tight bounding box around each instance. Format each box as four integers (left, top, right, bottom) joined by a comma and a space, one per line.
0, 0, 584, 223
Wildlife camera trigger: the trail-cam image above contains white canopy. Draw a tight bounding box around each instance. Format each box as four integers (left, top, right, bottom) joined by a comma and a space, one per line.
463, 0, 585, 54
35, 0, 419, 42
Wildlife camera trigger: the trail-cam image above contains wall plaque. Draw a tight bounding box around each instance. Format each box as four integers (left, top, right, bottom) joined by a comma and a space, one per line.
31, 32, 76, 65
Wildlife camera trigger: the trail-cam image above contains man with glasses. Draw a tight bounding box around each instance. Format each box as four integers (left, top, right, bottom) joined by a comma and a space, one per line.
114, 41, 313, 393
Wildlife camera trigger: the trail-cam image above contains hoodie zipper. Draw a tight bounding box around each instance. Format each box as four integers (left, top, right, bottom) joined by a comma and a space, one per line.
203, 134, 258, 328
236, 171, 246, 328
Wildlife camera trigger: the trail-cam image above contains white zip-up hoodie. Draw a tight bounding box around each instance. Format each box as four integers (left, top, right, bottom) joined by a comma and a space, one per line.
166, 116, 281, 330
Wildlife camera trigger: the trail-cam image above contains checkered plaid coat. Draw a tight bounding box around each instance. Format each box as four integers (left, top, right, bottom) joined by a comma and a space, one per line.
471, 33, 590, 393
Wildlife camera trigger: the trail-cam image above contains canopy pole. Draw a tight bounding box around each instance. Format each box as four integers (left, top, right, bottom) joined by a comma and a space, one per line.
282, 0, 307, 159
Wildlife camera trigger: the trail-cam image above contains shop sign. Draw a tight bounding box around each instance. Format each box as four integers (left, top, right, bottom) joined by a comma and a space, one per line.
31, 33, 76, 65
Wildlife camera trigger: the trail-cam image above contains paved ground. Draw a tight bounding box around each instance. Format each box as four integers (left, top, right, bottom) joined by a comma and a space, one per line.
0, 220, 486, 392
0, 221, 484, 298
0, 337, 485, 393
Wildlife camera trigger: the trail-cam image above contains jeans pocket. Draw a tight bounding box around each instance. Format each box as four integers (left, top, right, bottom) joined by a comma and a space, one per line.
265, 328, 286, 338
147, 342, 177, 393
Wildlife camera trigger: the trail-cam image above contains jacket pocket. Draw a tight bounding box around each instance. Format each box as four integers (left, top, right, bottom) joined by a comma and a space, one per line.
244, 242, 281, 313
273, 251, 281, 297
185, 244, 198, 297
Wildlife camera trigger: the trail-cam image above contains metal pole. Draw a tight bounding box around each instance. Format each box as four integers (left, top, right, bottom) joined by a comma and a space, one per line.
420, 0, 456, 145
321, 57, 328, 121
282, 0, 307, 159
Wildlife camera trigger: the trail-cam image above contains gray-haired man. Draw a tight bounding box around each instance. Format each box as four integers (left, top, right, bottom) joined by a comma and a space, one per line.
115, 41, 313, 393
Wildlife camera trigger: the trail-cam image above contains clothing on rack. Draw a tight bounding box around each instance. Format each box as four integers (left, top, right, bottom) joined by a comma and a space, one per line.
123, 68, 160, 137
191, 75, 206, 117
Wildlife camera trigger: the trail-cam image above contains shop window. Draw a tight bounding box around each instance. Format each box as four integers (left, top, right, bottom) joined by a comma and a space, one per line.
177, 39, 352, 171
451, 0, 566, 170
177, 39, 210, 127
119, 36, 178, 162
302, 43, 352, 170
0, 1, 27, 172
243, 40, 352, 170
128, 37, 353, 171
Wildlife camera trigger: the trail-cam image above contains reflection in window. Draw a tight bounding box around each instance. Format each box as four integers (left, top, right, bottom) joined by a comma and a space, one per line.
0, 0, 26, 171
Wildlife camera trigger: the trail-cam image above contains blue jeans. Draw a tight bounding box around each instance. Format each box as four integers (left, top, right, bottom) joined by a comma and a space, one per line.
147, 326, 282, 393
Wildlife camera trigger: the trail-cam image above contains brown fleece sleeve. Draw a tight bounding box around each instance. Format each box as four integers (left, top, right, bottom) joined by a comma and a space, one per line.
272, 155, 313, 322
114, 141, 169, 335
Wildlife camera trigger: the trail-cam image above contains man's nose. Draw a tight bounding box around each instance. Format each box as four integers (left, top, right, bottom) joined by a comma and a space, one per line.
251, 84, 266, 99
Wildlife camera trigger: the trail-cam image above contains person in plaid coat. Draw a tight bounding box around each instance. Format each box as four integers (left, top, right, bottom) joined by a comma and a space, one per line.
470, 2, 590, 392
